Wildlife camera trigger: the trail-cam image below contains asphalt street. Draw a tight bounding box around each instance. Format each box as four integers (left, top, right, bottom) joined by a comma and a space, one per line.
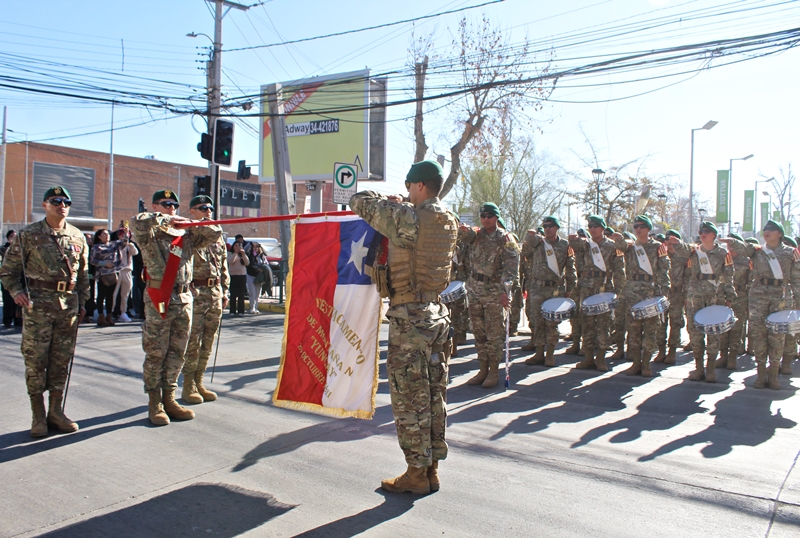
1, 312, 799, 537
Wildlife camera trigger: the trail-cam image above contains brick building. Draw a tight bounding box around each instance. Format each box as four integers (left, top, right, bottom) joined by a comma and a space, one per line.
0, 142, 339, 241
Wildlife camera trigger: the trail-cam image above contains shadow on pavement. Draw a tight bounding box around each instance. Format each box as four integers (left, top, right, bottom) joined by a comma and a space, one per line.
293, 489, 415, 538
39, 482, 294, 537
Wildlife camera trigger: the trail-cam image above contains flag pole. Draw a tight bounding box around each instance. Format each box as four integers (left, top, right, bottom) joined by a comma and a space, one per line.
174, 210, 355, 229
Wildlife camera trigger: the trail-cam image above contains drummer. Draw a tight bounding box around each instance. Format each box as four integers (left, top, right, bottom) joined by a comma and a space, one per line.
722, 220, 800, 389
610, 215, 670, 377
568, 216, 625, 372
565, 228, 589, 354
718, 232, 751, 371
684, 222, 736, 383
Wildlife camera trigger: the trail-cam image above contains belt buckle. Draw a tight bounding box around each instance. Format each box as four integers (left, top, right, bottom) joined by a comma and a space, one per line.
57, 281, 67, 292
207, 278, 215, 287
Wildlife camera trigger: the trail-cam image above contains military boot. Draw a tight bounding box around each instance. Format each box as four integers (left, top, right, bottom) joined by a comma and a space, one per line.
781, 355, 794, 376
564, 340, 580, 355
705, 355, 717, 383
595, 349, 608, 372
653, 343, 667, 363
520, 338, 537, 351
381, 465, 430, 495
715, 350, 728, 369
544, 345, 556, 367
47, 390, 78, 433
467, 360, 488, 385
427, 461, 440, 492
753, 360, 767, 389
664, 346, 677, 365
482, 362, 499, 388
162, 388, 195, 420
688, 356, 705, 381
96, 313, 110, 327
640, 352, 653, 378
195, 370, 218, 402
684, 341, 693, 352
148, 389, 169, 425
29, 394, 48, 438
455, 332, 467, 346
623, 352, 641, 376
609, 340, 625, 360
574, 347, 595, 370
768, 360, 781, 390
181, 375, 203, 405
524, 346, 545, 365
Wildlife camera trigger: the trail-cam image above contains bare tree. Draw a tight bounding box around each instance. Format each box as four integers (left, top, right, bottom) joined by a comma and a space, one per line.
765, 164, 796, 232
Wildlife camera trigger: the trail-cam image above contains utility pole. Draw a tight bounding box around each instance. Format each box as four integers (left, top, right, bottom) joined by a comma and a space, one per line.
0, 106, 6, 234
108, 101, 115, 230
267, 83, 296, 263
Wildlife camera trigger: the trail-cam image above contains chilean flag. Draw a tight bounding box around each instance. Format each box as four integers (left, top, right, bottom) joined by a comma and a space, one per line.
273, 215, 383, 419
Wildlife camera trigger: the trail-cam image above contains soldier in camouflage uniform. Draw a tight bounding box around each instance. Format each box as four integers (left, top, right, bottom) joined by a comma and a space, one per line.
459, 202, 519, 386
565, 228, 587, 355
569, 216, 625, 372
611, 215, 671, 377
656, 229, 691, 364
723, 220, 800, 389
131, 189, 222, 426
181, 196, 230, 405
521, 216, 576, 367
744, 236, 761, 355
0, 186, 89, 437
717, 232, 751, 370
780, 236, 798, 376
350, 160, 457, 495
519, 229, 539, 352
683, 222, 736, 383
448, 238, 470, 356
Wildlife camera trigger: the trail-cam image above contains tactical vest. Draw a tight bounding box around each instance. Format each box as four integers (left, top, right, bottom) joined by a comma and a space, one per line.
388, 206, 457, 306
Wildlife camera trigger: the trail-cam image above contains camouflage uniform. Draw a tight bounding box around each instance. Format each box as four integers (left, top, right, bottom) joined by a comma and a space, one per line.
448, 239, 470, 346
182, 234, 230, 401
508, 234, 523, 335
719, 252, 750, 368
131, 213, 222, 394
569, 235, 624, 370
520, 232, 576, 365
461, 226, 519, 377
684, 244, 736, 382
0, 220, 89, 396
350, 191, 457, 471
728, 238, 800, 388
657, 240, 692, 361
614, 236, 671, 376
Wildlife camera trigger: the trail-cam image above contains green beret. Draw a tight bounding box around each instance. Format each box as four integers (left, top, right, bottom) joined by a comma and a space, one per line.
783, 236, 798, 248
480, 202, 500, 217
153, 189, 179, 204
655, 233, 666, 242
406, 160, 443, 183
542, 215, 561, 228
764, 219, 785, 235
728, 232, 744, 242
190, 195, 213, 208
43, 185, 71, 201
633, 215, 653, 230
536, 227, 544, 235
603, 227, 615, 235
623, 231, 636, 240
665, 229, 682, 240
587, 215, 607, 229
577, 228, 587, 237
698, 221, 718, 236
745, 237, 760, 245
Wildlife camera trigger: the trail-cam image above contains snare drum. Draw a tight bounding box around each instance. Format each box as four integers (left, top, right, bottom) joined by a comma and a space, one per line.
765, 310, 800, 335
693, 305, 735, 335
581, 292, 618, 316
630, 296, 670, 320
541, 297, 576, 322
440, 280, 466, 303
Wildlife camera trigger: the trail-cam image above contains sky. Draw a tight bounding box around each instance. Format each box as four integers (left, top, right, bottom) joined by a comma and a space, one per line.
0, 0, 797, 232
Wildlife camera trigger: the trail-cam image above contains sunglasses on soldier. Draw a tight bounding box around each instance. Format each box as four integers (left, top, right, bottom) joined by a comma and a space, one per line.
587, 223, 602, 228
47, 197, 72, 207
632, 223, 648, 230
159, 201, 180, 209
194, 204, 214, 212
480, 212, 496, 219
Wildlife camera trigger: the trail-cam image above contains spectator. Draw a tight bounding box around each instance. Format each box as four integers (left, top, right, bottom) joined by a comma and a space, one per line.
111, 222, 139, 322
83, 233, 96, 323
227, 234, 249, 316
246, 242, 269, 314
90, 229, 123, 327
0, 230, 22, 328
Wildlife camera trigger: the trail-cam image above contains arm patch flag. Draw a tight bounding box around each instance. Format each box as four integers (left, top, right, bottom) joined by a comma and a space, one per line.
273, 215, 383, 419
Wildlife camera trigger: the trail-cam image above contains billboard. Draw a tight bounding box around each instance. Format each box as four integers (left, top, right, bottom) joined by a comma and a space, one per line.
219, 179, 262, 218
259, 70, 387, 184
33, 162, 95, 218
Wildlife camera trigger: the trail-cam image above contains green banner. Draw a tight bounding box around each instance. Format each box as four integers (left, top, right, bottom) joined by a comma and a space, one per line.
742, 190, 754, 232
761, 202, 769, 230
716, 170, 729, 223
774, 210, 781, 220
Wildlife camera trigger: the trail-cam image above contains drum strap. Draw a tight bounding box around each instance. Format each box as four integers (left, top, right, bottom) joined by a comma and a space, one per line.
588, 239, 607, 272
762, 246, 784, 279
543, 239, 561, 277
634, 242, 653, 275
695, 248, 715, 275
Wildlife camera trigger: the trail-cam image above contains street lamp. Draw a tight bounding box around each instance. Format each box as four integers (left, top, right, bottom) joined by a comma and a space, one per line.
728, 153, 753, 234
697, 208, 707, 236
754, 177, 775, 232
592, 168, 605, 215
689, 120, 718, 238
733, 221, 741, 233
7, 128, 29, 225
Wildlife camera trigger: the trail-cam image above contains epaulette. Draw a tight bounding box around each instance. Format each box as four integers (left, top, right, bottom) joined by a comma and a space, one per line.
724, 252, 733, 266
794, 247, 800, 262
615, 249, 625, 257
567, 246, 574, 257
658, 244, 668, 257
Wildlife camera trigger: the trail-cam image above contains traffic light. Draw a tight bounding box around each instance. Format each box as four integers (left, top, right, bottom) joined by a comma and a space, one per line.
212, 119, 234, 167
236, 160, 251, 181
194, 175, 211, 196
197, 133, 212, 161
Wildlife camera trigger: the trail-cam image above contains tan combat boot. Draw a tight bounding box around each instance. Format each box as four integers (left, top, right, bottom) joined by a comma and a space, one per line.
623, 351, 641, 376
653, 343, 667, 363
520, 338, 537, 351
564, 340, 580, 355
162, 388, 196, 420
780, 355, 794, 376
609, 340, 625, 360
574, 348, 595, 370
544, 345, 556, 367
29, 394, 48, 438
705, 355, 717, 383
640, 352, 653, 378
768, 360, 781, 390
482, 362, 499, 388
684, 341, 693, 352
427, 461, 440, 492
195, 370, 218, 402
524, 346, 545, 365
47, 390, 79, 433
381, 465, 431, 495
467, 360, 488, 385
595, 349, 609, 372
715, 350, 728, 369
688, 356, 705, 381
181, 375, 203, 404
148, 389, 169, 425
753, 360, 767, 389
664, 346, 677, 365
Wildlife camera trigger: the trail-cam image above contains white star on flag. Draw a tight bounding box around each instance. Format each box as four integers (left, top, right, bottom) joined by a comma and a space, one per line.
347, 232, 369, 275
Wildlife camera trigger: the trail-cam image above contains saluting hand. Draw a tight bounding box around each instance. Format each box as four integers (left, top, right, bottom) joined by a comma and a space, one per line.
610, 232, 624, 241
385, 194, 404, 203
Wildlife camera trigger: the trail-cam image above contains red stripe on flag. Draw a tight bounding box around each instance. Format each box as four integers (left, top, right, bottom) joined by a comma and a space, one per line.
277, 221, 340, 405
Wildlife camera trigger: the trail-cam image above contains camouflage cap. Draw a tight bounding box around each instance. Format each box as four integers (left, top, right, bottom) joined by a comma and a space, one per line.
406, 160, 443, 183
152, 189, 179, 204
43, 185, 71, 201
189, 195, 213, 208
633, 215, 653, 230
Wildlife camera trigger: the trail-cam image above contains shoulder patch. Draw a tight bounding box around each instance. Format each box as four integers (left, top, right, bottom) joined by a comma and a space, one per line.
567, 246, 574, 257
794, 247, 800, 262
725, 252, 733, 266
616, 249, 624, 257
658, 244, 668, 257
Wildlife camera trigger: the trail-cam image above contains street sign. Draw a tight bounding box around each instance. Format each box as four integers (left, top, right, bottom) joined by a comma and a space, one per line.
333, 162, 357, 204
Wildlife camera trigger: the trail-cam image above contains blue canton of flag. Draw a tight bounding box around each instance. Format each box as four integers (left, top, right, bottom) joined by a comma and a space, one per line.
337, 220, 376, 286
